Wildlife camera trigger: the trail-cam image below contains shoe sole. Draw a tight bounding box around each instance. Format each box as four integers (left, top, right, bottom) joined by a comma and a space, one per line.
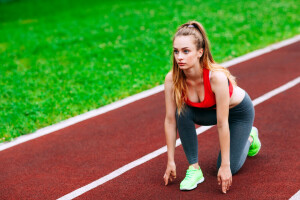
180, 177, 205, 191
248, 127, 261, 157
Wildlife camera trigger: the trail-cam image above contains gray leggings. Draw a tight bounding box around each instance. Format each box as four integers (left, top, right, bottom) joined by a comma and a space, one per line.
175, 92, 255, 174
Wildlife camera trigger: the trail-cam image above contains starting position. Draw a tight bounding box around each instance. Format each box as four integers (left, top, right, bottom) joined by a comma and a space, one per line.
163, 21, 261, 194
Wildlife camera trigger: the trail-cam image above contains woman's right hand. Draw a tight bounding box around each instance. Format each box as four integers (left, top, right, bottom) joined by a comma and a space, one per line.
163, 161, 176, 186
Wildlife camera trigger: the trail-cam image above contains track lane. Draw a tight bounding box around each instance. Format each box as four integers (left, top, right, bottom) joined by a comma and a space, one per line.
77, 84, 300, 200
0, 42, 299, 199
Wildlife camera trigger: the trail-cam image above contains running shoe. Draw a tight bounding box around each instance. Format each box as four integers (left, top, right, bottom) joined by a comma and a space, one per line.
180, 165, 204, 190
248, 126, 261, 157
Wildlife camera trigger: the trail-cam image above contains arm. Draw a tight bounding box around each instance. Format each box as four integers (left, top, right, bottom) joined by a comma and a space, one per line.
163, 72, 177, 185
210, 71, 232, 193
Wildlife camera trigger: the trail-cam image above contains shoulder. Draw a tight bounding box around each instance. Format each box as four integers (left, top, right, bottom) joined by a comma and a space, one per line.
165, 71, 173, 85
164, 71, 174, 91
165, 71, 173, 81
210, 70, 227, 85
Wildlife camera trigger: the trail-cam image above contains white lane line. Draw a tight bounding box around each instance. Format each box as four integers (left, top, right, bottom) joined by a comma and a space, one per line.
0, 85, 164, 152
221, 34, 300, 68
57, 126, 213, 200
1, 35, 299, 152
290, 190, 300, 200
252, 77, 300, 106
57, 77, 300, 200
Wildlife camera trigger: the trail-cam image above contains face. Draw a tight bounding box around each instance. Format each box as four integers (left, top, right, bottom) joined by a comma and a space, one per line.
173, 35, 203, 70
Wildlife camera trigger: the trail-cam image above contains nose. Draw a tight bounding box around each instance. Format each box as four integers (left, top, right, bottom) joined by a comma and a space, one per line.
178, 52, 183, 60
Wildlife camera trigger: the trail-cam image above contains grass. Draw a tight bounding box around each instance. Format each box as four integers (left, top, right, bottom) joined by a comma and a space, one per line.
0, 0, 299, 143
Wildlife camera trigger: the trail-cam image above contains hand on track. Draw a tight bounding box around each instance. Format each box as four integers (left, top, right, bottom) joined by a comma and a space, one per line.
217, 165, 232, 193
163, 162, 176, 186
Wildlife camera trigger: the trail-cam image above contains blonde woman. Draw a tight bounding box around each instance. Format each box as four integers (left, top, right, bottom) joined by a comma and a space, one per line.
163, 21, 261, 193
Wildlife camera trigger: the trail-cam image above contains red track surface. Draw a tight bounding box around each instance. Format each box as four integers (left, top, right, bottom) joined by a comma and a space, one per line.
0, 42, 299, 200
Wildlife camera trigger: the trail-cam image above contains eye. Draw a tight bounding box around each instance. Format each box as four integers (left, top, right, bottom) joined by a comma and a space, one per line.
174, 50, 178, 54
184, 50, 189, 54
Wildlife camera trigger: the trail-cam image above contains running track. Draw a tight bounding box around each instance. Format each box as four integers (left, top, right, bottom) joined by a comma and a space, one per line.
0, 41, 299, 200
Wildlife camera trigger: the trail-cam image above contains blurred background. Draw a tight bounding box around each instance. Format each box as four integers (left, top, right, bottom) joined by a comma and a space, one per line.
0, 0, 299, 142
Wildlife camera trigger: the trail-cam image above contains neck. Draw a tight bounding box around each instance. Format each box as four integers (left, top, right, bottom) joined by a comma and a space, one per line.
183, 63, 203, 82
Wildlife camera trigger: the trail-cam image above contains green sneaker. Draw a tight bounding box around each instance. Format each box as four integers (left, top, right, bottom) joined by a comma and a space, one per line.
180, 166, 204, 191
248, 127, 261, 157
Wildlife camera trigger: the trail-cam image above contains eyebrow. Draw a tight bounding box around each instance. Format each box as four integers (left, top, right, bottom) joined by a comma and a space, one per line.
173, 47, 190, 49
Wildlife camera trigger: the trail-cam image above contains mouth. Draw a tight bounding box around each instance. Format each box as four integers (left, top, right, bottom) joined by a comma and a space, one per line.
178, 63, 185, 66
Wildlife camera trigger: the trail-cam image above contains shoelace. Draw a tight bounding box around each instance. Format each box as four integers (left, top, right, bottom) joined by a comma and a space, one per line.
184, 169, 197, 180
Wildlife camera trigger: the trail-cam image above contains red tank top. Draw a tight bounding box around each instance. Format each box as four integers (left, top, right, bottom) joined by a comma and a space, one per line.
185, 68, 233, 108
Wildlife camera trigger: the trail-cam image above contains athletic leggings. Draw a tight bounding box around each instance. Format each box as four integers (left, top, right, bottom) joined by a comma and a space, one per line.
175, 92, 255, 174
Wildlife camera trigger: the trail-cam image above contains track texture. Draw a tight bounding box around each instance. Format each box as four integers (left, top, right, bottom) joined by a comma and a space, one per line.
79, 85, 300, 200
0, 42, 299, 199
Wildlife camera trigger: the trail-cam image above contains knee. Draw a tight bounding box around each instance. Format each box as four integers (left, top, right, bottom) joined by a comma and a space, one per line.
230, 165, 240, 175
230, 162, 243, 175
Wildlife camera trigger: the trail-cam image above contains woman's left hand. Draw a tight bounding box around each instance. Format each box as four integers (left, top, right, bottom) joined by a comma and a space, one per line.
217, 164, 232, 194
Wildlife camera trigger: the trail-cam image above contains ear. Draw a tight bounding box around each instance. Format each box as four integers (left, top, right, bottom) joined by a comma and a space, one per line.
197, 48, 203, 58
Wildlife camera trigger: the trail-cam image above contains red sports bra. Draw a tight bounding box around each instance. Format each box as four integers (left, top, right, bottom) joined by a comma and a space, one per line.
185, 68, 233, 108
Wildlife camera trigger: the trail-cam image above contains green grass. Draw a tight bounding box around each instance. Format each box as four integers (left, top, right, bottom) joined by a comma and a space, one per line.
0, 0, 299, 143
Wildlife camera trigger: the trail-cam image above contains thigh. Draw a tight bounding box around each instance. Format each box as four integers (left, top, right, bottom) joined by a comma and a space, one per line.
217, 92, 255, 172
229, 93, 255, 159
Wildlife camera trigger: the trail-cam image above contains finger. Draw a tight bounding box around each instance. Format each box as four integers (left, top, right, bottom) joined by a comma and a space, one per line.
222, 181, 227, 193
224, 179, 228, 189
170, 170, 177, 182
170, 173, 176, 182
227, 181, 230, 190
172, 170, 177, 179
164, 174, 169, 185
170, 171, 174, 178
217, 176, 221, 185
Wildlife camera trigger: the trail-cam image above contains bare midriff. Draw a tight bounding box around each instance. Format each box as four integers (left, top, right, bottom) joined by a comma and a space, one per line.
229, 86, 246, 109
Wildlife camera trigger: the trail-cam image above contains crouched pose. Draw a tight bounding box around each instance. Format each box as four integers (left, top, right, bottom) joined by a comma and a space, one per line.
163, 21, 261, 194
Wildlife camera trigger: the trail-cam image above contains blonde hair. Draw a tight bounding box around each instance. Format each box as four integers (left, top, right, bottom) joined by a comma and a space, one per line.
172, 21, 237, 115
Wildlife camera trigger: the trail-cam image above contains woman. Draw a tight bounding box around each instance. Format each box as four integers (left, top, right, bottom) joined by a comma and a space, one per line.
163, 21, 261, 194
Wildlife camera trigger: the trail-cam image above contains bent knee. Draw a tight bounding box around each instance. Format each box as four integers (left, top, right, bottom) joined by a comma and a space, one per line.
230, 165, 241, 175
